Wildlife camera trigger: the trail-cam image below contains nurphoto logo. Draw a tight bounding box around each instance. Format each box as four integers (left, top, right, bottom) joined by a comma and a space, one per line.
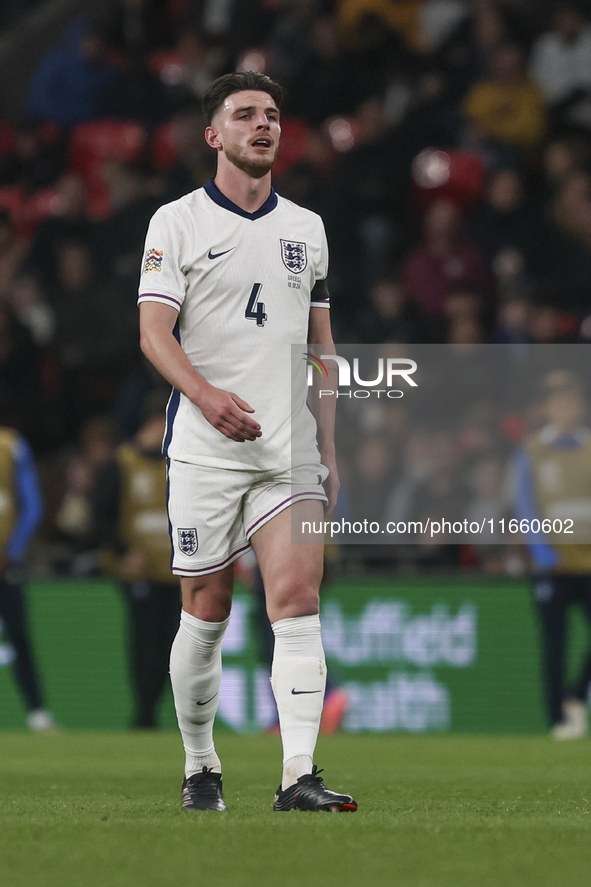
305, 354, 418, 399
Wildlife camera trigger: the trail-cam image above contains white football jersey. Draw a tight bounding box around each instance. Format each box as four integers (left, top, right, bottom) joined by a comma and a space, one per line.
138, 178, 330, 471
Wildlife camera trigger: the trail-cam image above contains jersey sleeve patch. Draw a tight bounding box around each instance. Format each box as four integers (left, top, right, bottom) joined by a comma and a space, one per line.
143, 248, 164, 273
311, 277, 330, 307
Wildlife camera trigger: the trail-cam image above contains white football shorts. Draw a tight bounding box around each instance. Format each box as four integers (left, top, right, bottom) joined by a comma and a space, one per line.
167, 460, 329, 576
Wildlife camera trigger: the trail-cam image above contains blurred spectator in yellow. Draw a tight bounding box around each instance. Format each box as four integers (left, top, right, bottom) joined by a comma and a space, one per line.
94, 406, 180, 729
338, 0, 424, 53
463, 43, 546, 153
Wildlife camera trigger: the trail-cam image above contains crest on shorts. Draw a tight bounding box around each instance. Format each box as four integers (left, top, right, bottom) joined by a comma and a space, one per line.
280, 240, 307, 274
143, 248, 163, 273
178, 527, 198, 556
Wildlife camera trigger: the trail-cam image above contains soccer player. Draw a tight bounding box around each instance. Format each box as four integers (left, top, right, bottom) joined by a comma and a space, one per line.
138, 71, 357, 812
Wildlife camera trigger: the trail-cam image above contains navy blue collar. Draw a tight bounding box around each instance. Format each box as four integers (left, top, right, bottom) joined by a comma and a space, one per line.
204, 177, 277, 220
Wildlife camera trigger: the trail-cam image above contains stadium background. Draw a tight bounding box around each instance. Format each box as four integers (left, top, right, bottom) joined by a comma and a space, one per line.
1, 0, 591, 733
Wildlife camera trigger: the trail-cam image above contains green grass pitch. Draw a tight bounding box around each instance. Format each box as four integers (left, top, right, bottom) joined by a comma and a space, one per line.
1, 732, 590, 887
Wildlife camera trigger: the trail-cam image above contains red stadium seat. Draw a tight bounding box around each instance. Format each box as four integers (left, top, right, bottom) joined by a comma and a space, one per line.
167, 0, 188, 21
70, 120, 147, 218
272, 118, 309, 178
412, 149, 486, 211
0, 185, 23, 217
149, 48, 182, 79
70, 120, 147, 177
152, 121, 177, 170
26, 188, 61, 232
36, 120, 62, 145
0, 184, 59, 237
0, 123, 16, 156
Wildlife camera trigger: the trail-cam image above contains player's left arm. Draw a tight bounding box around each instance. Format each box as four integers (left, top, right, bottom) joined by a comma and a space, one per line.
307, 306, 339, 514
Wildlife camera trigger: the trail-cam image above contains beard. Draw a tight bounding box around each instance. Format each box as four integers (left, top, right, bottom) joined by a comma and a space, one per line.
224, 143, 279, 178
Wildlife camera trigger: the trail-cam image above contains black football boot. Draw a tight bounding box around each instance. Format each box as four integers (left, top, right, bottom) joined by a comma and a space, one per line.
273, 766, 357, 812
182, 766, 227, 812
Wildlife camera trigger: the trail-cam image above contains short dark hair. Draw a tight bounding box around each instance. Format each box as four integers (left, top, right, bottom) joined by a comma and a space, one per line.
202, 71, 284, 125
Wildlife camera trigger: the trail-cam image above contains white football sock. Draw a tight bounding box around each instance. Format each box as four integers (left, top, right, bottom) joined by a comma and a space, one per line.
271, 614, 327, 790
169, 609, 229, 777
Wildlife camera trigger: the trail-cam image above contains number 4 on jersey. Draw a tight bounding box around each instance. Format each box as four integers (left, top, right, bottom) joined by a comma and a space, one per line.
245, 283, 267, 327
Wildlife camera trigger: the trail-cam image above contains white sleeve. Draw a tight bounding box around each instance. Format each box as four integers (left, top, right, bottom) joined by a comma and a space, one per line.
138, 208, 187, 311
311, 220, 330, 308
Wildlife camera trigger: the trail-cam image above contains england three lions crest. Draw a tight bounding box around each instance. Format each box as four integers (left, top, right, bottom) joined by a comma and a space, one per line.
281, 240, 307, 274
178, 527, 198, 556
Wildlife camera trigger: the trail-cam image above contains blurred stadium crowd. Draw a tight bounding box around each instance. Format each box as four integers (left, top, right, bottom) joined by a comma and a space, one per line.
1, 0, 591, 576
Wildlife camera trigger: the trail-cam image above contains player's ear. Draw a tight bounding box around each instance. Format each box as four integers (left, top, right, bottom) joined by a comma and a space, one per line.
205, 126, 222, 150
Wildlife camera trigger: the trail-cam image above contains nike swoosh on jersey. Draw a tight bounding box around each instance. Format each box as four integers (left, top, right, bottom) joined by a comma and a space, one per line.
291, 688, 323, 695
207, 247, 235, 260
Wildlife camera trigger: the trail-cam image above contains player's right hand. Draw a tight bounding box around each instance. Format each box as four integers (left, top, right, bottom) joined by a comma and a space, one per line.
196, 386, 262, 442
